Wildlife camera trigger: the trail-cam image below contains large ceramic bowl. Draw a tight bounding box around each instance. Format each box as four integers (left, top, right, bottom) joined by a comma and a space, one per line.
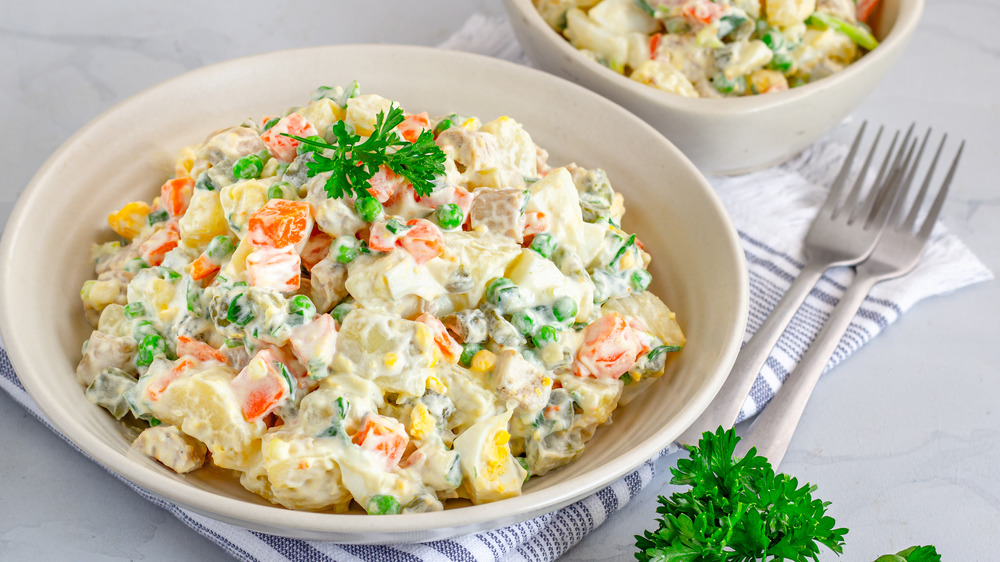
0, 45, 748, 542
503, 0, 924, 175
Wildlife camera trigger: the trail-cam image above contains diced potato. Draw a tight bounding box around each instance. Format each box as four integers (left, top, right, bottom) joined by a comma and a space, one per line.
344, 94, 394, 137
630, 59, 700, 97
766, 0, 816, 27
219, 179, 270, 237
178, 190, 231, 251
564, 8, 629, 71
148, 365, 264, 471
256, 432, 353, 511
334, 309, 437, 398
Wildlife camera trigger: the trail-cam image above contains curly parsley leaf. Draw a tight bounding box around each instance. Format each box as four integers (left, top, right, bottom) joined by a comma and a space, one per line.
635, 427, 848, 562
874, 545, 942, 562
284, 104, 446, 202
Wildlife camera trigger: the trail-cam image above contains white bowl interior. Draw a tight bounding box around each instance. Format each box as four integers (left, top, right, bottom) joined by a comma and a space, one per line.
0, 45, 748, 542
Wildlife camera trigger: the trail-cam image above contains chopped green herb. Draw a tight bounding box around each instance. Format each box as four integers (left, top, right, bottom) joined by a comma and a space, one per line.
635, 427, 847, 562
286, 105, 446, 202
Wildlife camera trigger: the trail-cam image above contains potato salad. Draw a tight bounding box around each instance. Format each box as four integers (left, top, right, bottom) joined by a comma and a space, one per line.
536, 0, 881, 97
77, 83, 685, 514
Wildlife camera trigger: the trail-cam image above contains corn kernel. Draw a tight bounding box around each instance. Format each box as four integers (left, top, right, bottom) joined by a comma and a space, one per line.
426, 376, 447, 394
409, 403, 433, 440
470, 349, 497, 372
108, 201, 152, 240
384, 353, 398, 367
461, 117, 480, 130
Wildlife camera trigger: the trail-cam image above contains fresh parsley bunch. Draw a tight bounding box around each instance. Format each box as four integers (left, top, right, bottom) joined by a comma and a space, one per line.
635, 427, 847, 561
288, 104, 446, 201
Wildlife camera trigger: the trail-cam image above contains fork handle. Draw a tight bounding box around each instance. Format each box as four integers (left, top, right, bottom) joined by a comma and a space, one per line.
676, 258, 830, 445
733, 269, 882, 466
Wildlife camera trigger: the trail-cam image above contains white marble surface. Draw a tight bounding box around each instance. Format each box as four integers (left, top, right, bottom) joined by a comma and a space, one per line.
1, 1, 998, 560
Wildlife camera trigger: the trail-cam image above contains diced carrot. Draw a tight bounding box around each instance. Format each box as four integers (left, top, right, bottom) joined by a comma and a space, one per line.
246, 245, 301, 293
246, 199, 313, 251
160, 177, 194, 217
649, 33, 661, 59
176, 335, 227, 364
415, 313, 461, 363
260, 113, 318, 162
573, 312, 643, 379
366, 166, 409, 203
139, 222, 180, 266
399, 219, 444, 265
367, 221, 400, 253
230, 349, 292, 422
856, 0, 881, 22
299, 228, 333, 271
396, 112, 431, 143
147, 359, 194, 401
683, 0, 724, 24
352, 413, 409, 470
189, 254, 220, 281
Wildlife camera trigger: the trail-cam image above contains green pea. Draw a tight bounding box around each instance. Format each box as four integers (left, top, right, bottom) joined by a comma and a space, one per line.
333, 240, 358, 264
711, 72, 747, 95
136, 334, 166, 367
767, 51, 794, 73
148, 209, 169, 225
195, 172, 215, 191
630, 269, 652, 292
206, 235, 234, 261
432, 115, 456, 137
384, 218, 406, 234
367, 495, 400, 515
511, 310, 535, 337
233, 154, 264, 180
289, 295, 316, 316
532, 325, 558, 347
263, 117, 280, 131
133, 321, 158, 341
155, 267, 181, 281
123, 302, 146, 320
434, 203, 464, 230
485, 277, 522, 312
761, 29, 785, 51
149, 417, 163, 427
552, 296, 578, 323
225, 338, 244, 348
459, 343, 482, 368
354, 196, 383, 223
124, 258, 149, 274
331, 301, 356, 325
529, 233, 557, 259
227, 294, 254, 325
620, 373, 634, 385
267, 182, 294, 201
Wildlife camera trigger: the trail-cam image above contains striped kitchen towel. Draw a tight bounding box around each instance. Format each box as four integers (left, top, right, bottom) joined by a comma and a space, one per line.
0, 12, 992, 562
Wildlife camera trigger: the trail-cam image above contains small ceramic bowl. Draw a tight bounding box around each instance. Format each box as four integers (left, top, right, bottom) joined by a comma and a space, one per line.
0, 45, 748, 542
503, 0, 924, 175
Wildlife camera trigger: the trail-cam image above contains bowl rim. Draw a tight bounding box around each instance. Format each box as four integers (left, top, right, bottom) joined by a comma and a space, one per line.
504, 0, 926, 115
0, 43, 749, 541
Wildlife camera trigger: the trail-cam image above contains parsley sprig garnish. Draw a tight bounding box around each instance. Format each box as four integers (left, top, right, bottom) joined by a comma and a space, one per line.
635, 427, 847, 561
285, 105, 446, 201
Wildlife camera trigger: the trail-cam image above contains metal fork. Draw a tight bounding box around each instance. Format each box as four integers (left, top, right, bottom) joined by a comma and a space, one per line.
734, 130, 965, 466
677, 123, 908, 445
